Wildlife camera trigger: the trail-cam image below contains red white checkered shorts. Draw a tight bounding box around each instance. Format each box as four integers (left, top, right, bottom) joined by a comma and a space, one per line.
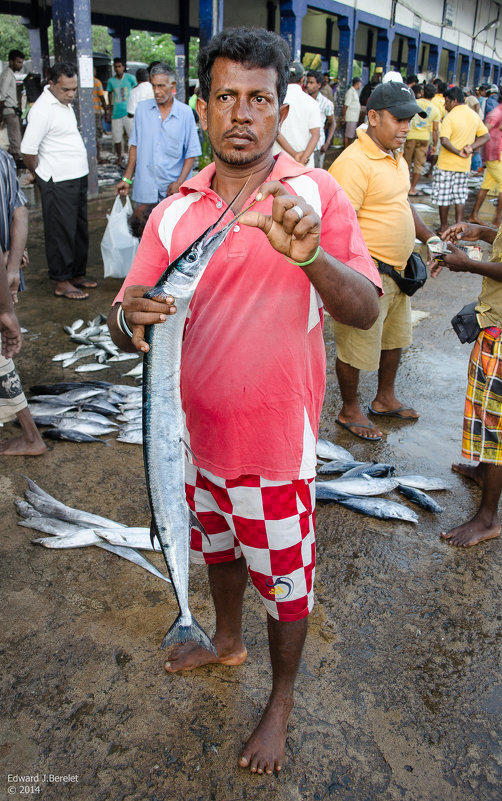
185, 462, 316, 622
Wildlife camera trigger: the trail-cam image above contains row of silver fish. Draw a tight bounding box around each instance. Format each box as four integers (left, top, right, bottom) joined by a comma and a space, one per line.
315, 438, 451, 521
28, 380, 143, 444
16, 478, 168, 582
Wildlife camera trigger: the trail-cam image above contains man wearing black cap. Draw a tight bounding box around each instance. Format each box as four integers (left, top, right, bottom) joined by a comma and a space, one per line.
329, 82, 440, 441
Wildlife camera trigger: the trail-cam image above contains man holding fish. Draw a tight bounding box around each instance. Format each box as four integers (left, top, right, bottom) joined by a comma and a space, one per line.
109, 27, 381, 776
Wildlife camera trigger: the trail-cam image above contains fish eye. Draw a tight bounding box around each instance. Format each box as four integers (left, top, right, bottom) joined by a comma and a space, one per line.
186, 252, 197, 262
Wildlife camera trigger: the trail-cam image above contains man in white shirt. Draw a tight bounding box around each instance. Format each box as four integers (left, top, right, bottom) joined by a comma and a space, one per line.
341, 77, 361, 148
0, 49, 25, 164
126, 68, 154, 118
21, 63, 94, 301
305, 69, 335, 168
272, 61, 321, 167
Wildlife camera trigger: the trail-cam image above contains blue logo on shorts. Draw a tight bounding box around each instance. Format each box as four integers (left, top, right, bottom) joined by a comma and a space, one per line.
266, 577, 294, 599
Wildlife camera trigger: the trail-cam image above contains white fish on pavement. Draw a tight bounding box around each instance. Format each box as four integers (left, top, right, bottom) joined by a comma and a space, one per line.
95, 528, 161, 551
395, 475, 453, 491
316, 475, 399, 496
75, 363, 111, 372
123, 363, 143, 378
316, 438, 354, 462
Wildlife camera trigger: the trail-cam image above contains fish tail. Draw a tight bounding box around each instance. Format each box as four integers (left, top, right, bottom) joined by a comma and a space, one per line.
161, 614, 217, 656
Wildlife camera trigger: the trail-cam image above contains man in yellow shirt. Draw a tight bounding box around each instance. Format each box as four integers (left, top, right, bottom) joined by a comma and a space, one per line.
329, 82, 439, 441
404, 83, 440, 196
431, 86, 489, 232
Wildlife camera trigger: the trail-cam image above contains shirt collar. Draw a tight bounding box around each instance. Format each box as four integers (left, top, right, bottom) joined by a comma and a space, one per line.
43, 84, 70, 108
147, 96, 180, 116
356, 128, 401, 161
180, 152, 313, 197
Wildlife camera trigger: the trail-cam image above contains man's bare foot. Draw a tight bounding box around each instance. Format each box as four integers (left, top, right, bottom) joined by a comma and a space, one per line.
164, 640, 247, 673
492, 217, 501, 227
451, 462, 483, 487
441, 517, 500, 547
238, 696, 293, 774
469, 215, 483, 225
0, 435, 46, 456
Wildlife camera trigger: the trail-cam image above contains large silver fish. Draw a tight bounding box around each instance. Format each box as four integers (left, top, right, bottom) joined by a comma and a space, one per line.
143, 189, 256, 653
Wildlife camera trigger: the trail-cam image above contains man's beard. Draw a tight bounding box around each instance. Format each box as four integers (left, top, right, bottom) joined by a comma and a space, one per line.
211, 143, 271, 165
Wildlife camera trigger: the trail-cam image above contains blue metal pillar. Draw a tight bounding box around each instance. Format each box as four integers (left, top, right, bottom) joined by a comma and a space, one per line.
483, 61, 491, 82
407, 37, 418, 76
376, 28, 394, 72
199, 0, 224, 48
458, 54, 470, 88
335, 14, 355, 123
322, 17, 334, 73
493, 64, 500, 84
427, 44, 439, 76
473, 59, 481, 87
108, 26, 130, 64
447, 50, 457, 84
279, 0, 307, 62
22, 0, 50, 79
52, 0, 98, 196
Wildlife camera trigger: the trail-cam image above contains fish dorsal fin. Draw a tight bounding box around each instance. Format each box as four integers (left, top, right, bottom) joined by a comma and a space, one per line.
189, 509, 210, 544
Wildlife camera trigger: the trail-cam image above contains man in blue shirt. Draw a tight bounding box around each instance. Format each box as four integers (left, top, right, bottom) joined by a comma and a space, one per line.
116, 63, 201, 203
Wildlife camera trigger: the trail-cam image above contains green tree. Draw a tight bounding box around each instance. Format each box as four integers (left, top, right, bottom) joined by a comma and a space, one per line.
0, 16, 30, 61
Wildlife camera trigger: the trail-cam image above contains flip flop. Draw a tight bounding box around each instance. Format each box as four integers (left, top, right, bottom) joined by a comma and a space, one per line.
71, 277, 97, 289
335, 418, 382, 442
368, 404, 419, 419
54, 289, 89, 300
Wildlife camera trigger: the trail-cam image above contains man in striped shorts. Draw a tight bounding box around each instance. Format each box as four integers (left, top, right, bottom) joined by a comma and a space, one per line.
109, 27, 381, 775
431, 220, 502, 546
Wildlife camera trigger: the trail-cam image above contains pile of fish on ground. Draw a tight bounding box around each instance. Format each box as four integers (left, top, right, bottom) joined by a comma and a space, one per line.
28, 380, 143, 444
315, 438, 452, 523
16, 477, 168, 581
52, 315, 142, 378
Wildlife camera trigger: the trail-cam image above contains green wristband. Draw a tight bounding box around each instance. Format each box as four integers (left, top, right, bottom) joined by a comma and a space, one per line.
122, 176, 133, 185
284, 245, 321, 267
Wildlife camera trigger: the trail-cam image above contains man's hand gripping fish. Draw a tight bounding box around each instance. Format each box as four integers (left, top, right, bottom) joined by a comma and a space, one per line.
142, 184, 256, 654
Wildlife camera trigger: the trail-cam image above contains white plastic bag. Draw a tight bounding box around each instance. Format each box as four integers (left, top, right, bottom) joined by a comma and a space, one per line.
101, 196, 139, 278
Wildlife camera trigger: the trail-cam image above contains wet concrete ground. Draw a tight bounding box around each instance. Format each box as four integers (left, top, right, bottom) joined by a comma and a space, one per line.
1, 173, 501, 801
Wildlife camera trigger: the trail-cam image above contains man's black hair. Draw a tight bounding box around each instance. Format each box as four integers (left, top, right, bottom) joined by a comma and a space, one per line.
9, 49, 25, 62
147, 61, 161, 74
135, 68, 149, 83
423, 82, 436, 100
444, 86, 464, 104
433, 80, 447, 94
113, 57, 124, 65
411, 84, 423, 97
406, 74, 418, 85
198, 27, 291, 105
49, 62, 77, 83
306, 69, 323, 85
352, 76, 361, 86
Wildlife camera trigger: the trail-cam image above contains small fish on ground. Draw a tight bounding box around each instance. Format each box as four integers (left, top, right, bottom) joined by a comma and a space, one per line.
74, 363, 110, 372
318, 492, 419, 523
342, 462, 395, 478
397, 484, 443, 513
317, 459, 365, 475
316, 438, 354, 462
43, 429, 109, 444
316, 475, 399, 497
395, 475, 453, 491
